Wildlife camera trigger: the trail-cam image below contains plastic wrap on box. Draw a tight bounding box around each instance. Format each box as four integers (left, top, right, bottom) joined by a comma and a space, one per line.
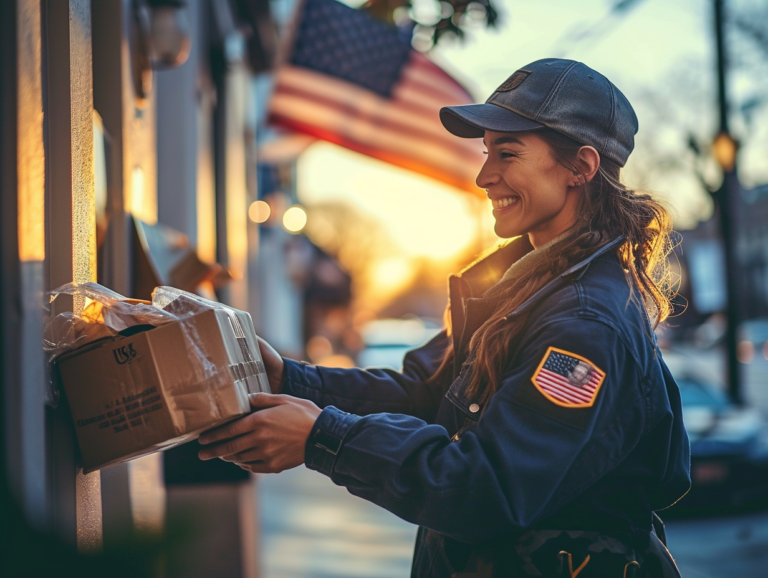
153, 286, 271, 394
44, 282, 176, 360
46, 282, 271, 472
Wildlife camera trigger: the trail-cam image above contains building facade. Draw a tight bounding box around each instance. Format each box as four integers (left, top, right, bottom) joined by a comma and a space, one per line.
2, 1, 277, 575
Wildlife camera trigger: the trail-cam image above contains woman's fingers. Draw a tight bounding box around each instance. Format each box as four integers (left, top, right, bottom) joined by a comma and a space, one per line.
235, 461, 276, 474
197, 396, 322, 472
226, 448, 268, 463
199, 394, 287, 447
257, 337, 285, 394
198, 413, 258, 445
234, 456, 293, 474
198, 429, 264, 460
249, 392, 290, 410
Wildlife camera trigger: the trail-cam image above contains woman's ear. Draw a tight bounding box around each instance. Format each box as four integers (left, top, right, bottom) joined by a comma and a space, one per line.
574, 146, 600, 185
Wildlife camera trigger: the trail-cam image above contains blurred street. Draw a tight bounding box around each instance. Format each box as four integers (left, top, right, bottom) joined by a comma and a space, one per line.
667, 511, 768, 578
260, 460, 768, 578
259, 467, 416, 578
260, 464, 768, 578
668, 344, 768, 419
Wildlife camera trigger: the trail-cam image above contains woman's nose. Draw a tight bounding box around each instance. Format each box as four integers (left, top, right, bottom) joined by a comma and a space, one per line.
475, 159, 500, 190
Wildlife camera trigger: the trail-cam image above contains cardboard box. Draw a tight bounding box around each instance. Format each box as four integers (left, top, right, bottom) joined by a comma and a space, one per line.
56, 306, 270, 473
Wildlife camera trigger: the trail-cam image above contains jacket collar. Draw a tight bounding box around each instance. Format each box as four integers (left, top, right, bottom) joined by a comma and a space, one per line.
447, 235, 625, 375
451, 235, 534, 300
446, 235, 626, 418
504, 235, 625, 320
448, 236, 534, 373
450, 234, 625, 314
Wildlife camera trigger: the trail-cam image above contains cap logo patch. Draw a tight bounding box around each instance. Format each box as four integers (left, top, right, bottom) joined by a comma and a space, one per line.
496, 69, 531, 92
531, 347, 605, 408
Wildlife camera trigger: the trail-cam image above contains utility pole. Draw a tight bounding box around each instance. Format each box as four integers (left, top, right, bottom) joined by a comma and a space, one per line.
712, 0, 743, 404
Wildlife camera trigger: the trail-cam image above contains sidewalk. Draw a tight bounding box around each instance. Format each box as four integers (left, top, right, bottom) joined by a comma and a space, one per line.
259, 466, 417, 578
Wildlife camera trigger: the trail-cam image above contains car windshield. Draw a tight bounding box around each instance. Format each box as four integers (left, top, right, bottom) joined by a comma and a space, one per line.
677, 379, 729, 410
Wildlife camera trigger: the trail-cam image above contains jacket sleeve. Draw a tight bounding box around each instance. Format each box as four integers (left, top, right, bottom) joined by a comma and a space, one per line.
301, 317, 649, 543
281, 330, 450, 422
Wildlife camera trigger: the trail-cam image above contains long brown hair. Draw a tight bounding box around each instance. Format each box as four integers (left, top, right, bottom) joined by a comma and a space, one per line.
433, 128, 676, 411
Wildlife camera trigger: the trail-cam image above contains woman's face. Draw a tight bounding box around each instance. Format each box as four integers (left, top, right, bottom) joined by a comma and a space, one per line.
477, 130, 582, 247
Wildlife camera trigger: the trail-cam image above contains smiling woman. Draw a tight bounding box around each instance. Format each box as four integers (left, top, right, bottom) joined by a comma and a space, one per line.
200, 58, 690, 578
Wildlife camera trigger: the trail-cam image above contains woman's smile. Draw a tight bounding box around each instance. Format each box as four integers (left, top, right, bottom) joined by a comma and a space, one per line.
490, 195, 521, 211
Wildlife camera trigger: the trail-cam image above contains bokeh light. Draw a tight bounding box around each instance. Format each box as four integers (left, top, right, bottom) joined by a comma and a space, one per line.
248, 200, 271, 223
283, 205, 308, 233
306, 335, 333, 363
712, 132, 737, 172
315, 354, 355, 368
737, 340, 754, 364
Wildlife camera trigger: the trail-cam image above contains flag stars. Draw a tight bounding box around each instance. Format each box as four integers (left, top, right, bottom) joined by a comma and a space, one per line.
291, 0, 411, 97
543, 352, 581, 377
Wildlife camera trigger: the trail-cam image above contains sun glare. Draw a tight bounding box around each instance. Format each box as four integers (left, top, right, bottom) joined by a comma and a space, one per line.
297, 142, 480, 260
369, 258, 417, 300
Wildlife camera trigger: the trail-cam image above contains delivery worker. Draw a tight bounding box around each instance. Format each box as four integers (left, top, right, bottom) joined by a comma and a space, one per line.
198, 58, 691, 577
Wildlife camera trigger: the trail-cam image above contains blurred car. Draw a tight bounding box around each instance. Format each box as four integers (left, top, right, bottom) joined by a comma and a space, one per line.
357, 318, 442, 371
737, 318, 768, 364
676, 375, 768, 509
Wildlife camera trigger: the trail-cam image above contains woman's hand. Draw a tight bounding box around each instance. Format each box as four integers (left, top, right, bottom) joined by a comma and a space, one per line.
257, 337, 285, 394
197, 393, 322, 473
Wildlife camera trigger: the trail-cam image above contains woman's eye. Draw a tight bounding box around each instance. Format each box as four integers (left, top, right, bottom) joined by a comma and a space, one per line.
483, 149, 518, 159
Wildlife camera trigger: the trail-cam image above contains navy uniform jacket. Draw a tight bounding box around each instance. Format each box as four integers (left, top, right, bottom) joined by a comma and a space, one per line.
282, 236, 691, 577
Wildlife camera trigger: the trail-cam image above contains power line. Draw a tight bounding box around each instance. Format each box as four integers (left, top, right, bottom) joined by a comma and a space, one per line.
551, 0, 647, 58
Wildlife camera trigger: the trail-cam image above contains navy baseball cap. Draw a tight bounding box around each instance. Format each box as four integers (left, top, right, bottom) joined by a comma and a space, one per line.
440, 58, 638, 167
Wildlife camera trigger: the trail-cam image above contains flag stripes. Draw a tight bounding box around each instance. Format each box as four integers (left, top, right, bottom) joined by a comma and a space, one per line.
267, 0, 485, 195
270, 65, 485, 192
537, 368, 601, 404
531, 347, 606, 407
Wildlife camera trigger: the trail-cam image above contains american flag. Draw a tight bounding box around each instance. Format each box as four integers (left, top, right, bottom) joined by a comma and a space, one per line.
532, 348, 605, 407
267, 0, 485, 195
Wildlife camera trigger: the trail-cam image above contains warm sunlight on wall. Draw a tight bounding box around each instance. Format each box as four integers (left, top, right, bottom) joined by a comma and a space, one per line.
130, 166, 153, 224
297, 142, 481, 261
17, 0, 45, 263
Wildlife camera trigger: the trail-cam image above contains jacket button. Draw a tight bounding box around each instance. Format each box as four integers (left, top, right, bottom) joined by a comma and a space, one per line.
469, 403, 480, 413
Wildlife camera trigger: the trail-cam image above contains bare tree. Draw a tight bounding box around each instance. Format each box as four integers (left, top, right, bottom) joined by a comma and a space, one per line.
362, 0, 498, 50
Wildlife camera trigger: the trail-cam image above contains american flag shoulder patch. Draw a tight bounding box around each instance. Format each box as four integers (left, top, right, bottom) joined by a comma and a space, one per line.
531, 347, 606, 408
